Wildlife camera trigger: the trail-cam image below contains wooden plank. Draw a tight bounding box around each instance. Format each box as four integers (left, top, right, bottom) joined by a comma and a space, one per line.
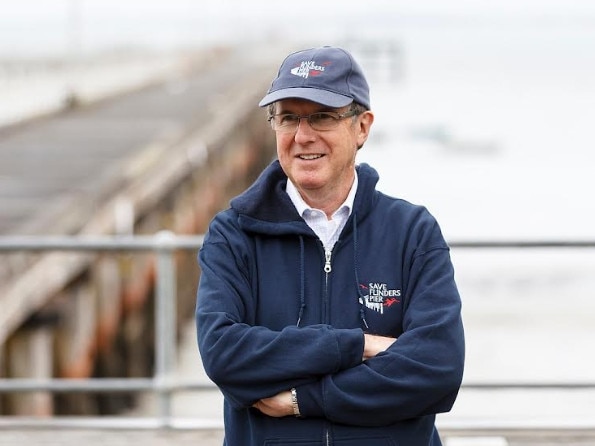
55, 283, 98, 379
6, 325, 54, 415
0, 252, 91, 345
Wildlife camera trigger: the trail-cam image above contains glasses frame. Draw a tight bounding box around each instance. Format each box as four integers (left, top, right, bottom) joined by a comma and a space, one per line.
267, 109, 360, 133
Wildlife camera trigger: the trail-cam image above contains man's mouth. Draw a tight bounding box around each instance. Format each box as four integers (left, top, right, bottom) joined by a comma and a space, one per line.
298, 154, 324, 160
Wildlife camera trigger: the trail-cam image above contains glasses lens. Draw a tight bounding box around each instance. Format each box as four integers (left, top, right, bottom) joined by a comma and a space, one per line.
272, 114, 299, 132
308, 112, 340, 131
270, 111, 354, 133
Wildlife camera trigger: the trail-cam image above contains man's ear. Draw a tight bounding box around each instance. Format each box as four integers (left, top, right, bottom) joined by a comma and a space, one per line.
356, 110, 374, 149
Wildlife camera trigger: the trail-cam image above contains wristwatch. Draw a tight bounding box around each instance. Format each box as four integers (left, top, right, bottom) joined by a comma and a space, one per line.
290, 387, 301, 417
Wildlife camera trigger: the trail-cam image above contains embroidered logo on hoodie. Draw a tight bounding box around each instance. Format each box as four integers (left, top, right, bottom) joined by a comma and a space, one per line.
358, 283, 401, 315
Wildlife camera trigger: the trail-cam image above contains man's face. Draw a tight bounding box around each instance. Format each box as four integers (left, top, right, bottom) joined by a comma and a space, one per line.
274, 98, 373, 205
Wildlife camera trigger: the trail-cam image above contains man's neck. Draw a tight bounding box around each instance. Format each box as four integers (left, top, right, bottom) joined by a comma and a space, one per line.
299, 189, 349, 219
286, 171, 358, 220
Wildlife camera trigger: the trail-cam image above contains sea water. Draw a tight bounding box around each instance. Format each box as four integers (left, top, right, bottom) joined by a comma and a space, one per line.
353, 21, 595, 424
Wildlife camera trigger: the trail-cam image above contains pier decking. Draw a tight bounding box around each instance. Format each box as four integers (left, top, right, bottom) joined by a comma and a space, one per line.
0, 44, 279, 417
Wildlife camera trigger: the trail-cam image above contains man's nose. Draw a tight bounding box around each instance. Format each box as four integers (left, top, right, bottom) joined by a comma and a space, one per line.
294, 117, 316, 141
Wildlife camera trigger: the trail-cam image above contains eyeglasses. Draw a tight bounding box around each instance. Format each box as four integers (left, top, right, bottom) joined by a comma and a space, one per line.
268, 110, 359, 133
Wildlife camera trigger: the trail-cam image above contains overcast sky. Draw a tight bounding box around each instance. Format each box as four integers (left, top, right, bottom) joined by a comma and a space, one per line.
2, 0, 594, 57
4, 0, 595, 22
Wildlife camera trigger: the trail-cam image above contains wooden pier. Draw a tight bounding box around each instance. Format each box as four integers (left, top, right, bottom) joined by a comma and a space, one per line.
0, 44, 278, 416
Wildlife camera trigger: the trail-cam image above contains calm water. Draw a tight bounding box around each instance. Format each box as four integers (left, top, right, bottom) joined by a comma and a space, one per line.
352, 22, 595, 422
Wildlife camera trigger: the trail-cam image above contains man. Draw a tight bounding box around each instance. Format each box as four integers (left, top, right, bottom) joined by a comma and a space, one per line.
196, 46, 465, 446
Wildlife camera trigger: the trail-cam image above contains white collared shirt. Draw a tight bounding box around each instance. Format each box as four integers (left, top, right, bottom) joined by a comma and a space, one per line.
286, 171, 358, 251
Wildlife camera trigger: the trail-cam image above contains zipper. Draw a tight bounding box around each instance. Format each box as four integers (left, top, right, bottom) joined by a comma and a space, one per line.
324, 248, 332, 446
321, 246, 332, 325
322, 247, 333, 446
324, 248, 332, 273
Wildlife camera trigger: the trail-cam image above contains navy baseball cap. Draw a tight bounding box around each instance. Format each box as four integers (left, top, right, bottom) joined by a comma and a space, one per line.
259, 46, 370, 110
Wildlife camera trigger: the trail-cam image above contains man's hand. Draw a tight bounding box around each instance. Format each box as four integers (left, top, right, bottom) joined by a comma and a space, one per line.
363, 333, 397, 360
253, 390, 293, 417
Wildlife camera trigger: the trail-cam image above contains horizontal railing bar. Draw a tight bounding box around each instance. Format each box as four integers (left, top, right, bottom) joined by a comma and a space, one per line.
0, 233, 204, 251
1, 377, 594, 394
1, 235, 595, 252
437, 417, 595, 432
0, 378, 216, 393
461, 382, 595, 389
1, 415, 595, 433
449, 240, 595, 248
0, 416, 224, 430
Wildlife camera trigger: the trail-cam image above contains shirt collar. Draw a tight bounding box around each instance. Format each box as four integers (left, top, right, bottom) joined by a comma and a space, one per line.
286, 170, 358, 219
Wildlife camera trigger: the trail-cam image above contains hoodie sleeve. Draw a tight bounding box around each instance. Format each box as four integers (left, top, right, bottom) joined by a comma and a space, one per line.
296, 219, 465, 426
195, 214, 365, 408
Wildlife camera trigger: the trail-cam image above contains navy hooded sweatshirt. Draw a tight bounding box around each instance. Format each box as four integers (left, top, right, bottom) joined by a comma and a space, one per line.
196, 160, 465, 446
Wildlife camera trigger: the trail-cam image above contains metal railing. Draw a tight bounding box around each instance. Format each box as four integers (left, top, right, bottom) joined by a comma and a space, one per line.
0, 232, 207, 428
1, 234, 595, 430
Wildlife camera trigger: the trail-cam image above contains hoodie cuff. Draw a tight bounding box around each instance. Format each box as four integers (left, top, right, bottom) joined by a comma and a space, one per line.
335, 328, 365, 370
296, 329, 364, 419
294, 381, 324, 418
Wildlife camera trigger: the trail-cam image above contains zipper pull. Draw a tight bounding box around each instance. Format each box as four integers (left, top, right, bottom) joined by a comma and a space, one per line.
324, 249, 332, 273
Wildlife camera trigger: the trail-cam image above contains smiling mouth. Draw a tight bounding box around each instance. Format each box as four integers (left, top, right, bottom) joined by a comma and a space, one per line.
298, 154, 324, 160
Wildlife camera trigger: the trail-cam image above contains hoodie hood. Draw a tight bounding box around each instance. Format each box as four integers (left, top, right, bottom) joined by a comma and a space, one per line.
229, 159, 382, 328
230, 160, 380, 235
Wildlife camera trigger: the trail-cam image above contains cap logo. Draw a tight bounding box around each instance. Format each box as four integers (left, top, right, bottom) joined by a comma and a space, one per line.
290, 60, 330, 79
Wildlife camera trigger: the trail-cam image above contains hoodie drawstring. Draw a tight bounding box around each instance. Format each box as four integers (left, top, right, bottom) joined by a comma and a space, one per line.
296, 236, 306, 327
352, 215, 370, 329
296, 218, 369, 330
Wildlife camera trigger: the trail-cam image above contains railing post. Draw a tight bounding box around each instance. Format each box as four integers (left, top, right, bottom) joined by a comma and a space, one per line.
154, 230, 177, 425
